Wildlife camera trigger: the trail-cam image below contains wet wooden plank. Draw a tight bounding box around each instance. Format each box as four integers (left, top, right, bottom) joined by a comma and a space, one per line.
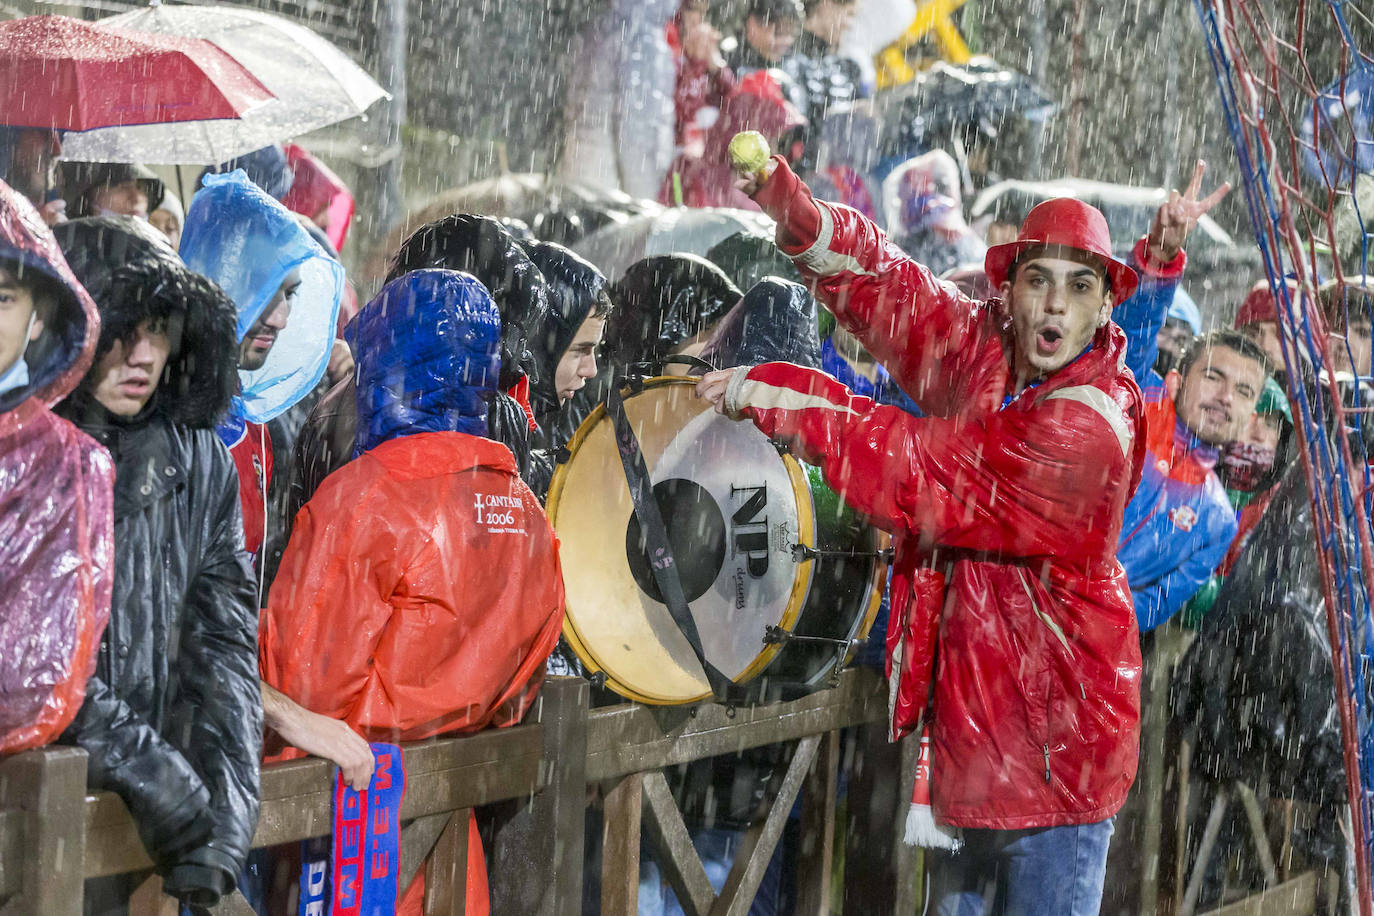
585, 669, 885, 782
489, 678, 590, 916
712, 735, 819, 916
641, 770, 714, 916
842, 723, 919, 916
422, 811, 469, 916
1197, 871, 1317, 916
795, 730, 840, 916
84, 724, 546, 878
0, 747, 87, 916
0, 809, 22, 901
601, 774, 644, 916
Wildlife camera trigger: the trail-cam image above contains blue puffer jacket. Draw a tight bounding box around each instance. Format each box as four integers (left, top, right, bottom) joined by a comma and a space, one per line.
345, 269, 502, 456
1115, 239, 1237, 631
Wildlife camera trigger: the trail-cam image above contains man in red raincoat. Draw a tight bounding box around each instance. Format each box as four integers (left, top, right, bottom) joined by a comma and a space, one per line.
696, 155, 1190, 913
261, 269, 564, 916
0, 179, 113, 755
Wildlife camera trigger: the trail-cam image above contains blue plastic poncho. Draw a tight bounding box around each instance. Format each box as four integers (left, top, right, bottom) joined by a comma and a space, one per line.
345, 269, 501, 456
1168, 287, 1203, 335
180, 170, 343, 423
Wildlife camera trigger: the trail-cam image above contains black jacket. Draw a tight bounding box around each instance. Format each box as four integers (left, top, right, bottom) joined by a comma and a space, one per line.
784, 31, 864, 126
61, 403, 261, 890
54, 218, 259, 902
1173, 385, 1374, 857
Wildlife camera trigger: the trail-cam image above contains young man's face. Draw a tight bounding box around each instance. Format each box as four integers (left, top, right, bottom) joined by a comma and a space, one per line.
1001, 252, 1112, 380
1329, 318, 1372, 378
554, 315, 606, 401
91, 318, 171, 416
0, 267, 44, 379
745, 15, 798, 62
1238, 410, 1284, 453
805, 0, 856, 47
239, 268, 301, 371
149, 208, 181, 249
1240, 320, 1285, 369
1169, 344, 1267, 446
91, 182, 150, 220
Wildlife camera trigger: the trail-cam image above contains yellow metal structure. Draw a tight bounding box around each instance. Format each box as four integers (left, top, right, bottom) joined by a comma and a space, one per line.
874, 0, 972, 90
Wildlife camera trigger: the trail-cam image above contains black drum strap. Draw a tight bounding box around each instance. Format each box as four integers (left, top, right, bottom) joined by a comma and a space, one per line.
604, 383, 741, 704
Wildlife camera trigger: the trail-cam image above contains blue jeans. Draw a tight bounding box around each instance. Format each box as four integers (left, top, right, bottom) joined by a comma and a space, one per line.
924, 818, 1115, 916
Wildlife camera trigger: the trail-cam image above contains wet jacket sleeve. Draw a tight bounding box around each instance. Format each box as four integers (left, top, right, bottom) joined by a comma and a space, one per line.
752, 158, 987, 413
1113, 238, 1187, 383
1126, 514, 1234, 632
168, 449, 262, 884
60, 674, 215, 865
726, 362, 1137, 560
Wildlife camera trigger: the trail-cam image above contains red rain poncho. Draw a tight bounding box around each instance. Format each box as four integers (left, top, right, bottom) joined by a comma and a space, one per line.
0, 180, 114, 754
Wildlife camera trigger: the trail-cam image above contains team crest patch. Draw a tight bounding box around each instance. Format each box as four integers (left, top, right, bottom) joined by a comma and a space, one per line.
1169, 505, 1198, 532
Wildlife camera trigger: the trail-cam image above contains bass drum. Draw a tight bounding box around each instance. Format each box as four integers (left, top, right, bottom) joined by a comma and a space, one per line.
546, 377, 889, 705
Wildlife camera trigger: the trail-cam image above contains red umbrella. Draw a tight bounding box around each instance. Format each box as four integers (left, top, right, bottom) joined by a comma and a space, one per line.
0, 15, 273, 131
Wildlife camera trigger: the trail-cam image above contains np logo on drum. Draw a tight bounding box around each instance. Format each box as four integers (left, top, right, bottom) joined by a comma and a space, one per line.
730, 483, 770, 578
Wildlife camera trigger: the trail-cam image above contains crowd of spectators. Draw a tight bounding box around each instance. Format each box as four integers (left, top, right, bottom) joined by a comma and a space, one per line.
1, 0, 1371, 912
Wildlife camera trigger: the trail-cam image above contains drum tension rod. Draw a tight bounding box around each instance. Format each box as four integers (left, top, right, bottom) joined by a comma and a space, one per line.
762, 625, 862, 650
790, 544, 895, 563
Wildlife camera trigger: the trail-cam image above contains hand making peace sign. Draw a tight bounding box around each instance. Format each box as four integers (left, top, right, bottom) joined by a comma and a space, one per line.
1147, 159, 1232, 265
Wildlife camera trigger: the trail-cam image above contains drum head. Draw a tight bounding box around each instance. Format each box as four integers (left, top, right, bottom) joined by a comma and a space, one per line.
547, 378, 814, 704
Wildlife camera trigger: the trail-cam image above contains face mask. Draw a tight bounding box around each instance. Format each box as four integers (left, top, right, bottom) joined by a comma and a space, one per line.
0, 310, 36, 396
1217, 439, 1277, 492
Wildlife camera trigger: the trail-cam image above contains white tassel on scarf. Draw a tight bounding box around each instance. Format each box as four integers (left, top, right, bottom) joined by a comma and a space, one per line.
903, 725, 962, 850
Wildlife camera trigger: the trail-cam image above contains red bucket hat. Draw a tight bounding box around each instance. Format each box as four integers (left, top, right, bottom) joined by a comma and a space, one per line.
1233, 278, 1297, 329
984, 198, 1139, 306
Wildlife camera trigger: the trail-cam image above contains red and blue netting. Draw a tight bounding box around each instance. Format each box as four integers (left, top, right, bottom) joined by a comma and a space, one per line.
1195, 0, 1374, 907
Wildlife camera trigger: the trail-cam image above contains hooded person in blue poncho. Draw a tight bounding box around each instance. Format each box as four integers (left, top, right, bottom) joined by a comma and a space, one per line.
262, 269, 564, 916
180, 170, 343, 561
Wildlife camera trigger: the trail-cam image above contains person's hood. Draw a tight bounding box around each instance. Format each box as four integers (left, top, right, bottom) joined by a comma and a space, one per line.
883, 150, 966, 238
1234, 278, 1297, 329
53, 216, 238, 429
387, 214, 551, 392
280, 143, 354, 253
703, 70, 807, 166
152, 188, 183, 226
345, 269, 501, 456
58, 161, 164, 219
1168, 287, 1203, 335
698, 277, 821, 369
605, 253, 741, 366
0, 179, 100, 413
202, 144, 294, 201
180, 170, 343, 423
704, 230, 804, 292
521, 240, 608, 415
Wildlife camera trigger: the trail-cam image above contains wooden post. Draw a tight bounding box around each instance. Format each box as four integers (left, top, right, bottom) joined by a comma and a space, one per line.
602, 773, 644, 916
488, 677, 589, 916
795, 730, 840, 916
842, 724, 918, 915
0, 747, 87, 916
424, 811, 470, 916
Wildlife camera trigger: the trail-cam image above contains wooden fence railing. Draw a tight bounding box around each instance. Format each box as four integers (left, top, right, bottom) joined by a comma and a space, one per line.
0, 668, 915, 916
